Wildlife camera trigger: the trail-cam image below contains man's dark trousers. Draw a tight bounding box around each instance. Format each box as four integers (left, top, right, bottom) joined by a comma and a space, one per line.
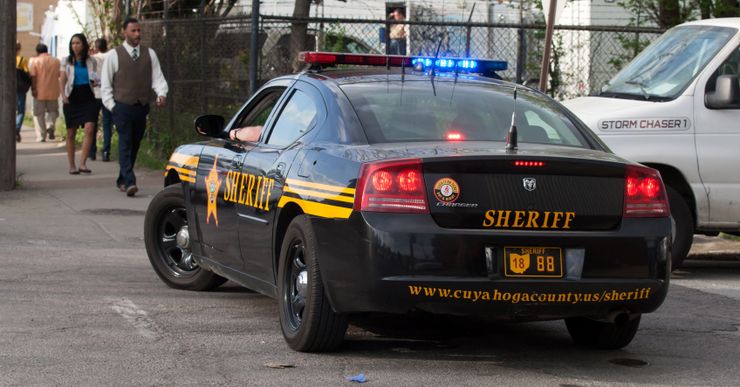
91, 100, 114, 157
113, 102, 149, 188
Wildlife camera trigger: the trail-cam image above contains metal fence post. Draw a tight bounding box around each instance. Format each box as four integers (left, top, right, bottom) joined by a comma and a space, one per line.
249, 0, 260, 96
200, 17, 207, 112
164, 1, 175, 135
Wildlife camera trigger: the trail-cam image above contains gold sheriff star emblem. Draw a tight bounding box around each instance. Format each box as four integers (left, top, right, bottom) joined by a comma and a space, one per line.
204, 156, 222, 226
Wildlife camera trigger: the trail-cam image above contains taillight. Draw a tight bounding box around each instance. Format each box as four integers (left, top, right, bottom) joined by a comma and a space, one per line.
623, 165, 670, 217
513, 160, 546, 167
446, 132, 464, 141
354, 159, 428, 213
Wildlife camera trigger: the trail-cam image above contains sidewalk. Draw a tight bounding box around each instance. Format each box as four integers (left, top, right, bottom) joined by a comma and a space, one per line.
15, 124, 160, 191
5, 124, 163, 245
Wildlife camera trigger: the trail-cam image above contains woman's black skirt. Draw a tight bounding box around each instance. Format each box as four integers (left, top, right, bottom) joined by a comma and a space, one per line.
63, 85, 98, 129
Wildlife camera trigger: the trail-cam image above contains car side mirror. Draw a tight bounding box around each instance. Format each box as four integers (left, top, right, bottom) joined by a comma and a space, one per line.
705, 74, 740, 109
194, 114, 226, 137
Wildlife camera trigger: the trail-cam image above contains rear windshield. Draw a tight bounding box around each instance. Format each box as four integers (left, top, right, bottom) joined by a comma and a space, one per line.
341, 80, 590, 147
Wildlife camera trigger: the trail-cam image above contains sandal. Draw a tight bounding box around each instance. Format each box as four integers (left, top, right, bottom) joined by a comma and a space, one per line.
69, 170, 80, 175
79, 167, 91, 174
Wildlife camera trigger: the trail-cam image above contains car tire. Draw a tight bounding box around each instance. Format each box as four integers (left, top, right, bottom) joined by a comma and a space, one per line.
278, 215, 348, 352
144, 184, 227, 291
565, 314, 641, 349
667, 186, 694, 271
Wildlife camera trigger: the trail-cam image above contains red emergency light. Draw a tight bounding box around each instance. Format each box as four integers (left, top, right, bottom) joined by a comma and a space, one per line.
299, 52, 413, 67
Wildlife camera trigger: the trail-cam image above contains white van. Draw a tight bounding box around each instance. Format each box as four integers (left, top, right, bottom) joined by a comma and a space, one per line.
563, 18, 740, 270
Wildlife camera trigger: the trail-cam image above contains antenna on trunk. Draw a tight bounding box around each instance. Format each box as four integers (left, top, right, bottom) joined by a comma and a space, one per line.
505, 87, 518, 152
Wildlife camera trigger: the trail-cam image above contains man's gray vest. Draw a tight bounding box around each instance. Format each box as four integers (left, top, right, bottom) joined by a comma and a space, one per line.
113, 45, 153, 105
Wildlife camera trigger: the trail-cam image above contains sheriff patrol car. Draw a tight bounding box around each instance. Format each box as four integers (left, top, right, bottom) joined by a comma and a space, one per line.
564, 18, 740, 270
144, 52, 671, 352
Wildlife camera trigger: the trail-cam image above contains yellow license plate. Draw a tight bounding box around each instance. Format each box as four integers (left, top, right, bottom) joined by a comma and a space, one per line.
503, 246, 563, 278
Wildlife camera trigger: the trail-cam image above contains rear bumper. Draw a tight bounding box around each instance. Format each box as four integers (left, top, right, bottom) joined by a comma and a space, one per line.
311, 212, 671, 320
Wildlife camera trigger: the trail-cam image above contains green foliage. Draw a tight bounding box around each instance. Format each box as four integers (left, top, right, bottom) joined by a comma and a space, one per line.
617, 0, 693, 29
325, 23, 347, 53
141, 100, 242, 167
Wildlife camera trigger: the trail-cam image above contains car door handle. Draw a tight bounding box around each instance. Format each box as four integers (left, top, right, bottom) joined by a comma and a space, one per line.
232, 156, 243, 169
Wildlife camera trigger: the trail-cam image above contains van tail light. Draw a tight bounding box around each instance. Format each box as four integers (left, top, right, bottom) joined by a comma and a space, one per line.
354, 159, 428, 213
623, 165, 670, 218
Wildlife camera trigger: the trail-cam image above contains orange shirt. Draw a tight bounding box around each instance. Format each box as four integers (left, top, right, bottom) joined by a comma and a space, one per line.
29, 54, 61, 101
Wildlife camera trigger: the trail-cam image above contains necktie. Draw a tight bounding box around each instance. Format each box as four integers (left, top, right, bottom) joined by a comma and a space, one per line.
132, 47, 138, 61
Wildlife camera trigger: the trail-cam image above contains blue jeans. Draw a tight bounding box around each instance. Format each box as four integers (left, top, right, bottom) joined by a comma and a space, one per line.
389, 39, 406, 55
16, 91, 26, 134
112, 102, 149, 187
91, 100, 113, 155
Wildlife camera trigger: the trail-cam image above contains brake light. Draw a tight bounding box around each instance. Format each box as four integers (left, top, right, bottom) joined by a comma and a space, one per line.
354, 159, 428, 213
513, 160, 546, 167
446, 132, 463, 141
372, 170, 393, 192
623, 165, 670, 217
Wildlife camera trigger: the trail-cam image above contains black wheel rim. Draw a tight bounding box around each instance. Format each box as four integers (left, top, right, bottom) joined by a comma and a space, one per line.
155, 206, 198, 277
284, 240, 308, 331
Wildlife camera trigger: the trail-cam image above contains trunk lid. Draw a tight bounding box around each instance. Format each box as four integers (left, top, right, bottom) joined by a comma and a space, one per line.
423, 151, 626, 231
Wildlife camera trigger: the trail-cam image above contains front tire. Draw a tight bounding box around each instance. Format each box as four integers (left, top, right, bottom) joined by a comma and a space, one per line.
565, 314, 641, 349
667, 186, 694, 271
144, 184, 226, 290
278, 215, 348, 352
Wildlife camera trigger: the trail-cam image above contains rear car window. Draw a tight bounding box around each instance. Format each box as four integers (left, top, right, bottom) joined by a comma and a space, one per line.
341, 80, 589, 147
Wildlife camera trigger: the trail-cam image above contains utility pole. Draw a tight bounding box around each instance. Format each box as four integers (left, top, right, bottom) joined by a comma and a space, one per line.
1, 0, 17, 191
538, 0, 557, 93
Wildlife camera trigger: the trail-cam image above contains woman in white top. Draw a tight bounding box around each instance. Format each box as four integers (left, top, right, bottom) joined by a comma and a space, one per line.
59, 33, 98, 175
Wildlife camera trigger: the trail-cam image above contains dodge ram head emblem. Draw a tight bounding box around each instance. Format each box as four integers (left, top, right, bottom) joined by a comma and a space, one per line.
523, 177, 536, 192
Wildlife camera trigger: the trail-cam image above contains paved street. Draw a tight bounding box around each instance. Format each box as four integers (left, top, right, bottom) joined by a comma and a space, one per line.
1, 126, 739, 386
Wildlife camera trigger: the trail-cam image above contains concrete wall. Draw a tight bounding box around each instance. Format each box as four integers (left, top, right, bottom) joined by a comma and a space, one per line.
16, 0, 57, 59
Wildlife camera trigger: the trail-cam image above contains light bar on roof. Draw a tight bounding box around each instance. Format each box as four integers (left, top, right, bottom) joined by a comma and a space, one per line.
299, 51, 507, 74
299, 52, 412, 67
411, 57, 507, 72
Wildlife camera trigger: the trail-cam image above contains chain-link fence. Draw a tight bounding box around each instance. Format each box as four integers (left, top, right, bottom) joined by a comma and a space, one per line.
139, 15, 663, 157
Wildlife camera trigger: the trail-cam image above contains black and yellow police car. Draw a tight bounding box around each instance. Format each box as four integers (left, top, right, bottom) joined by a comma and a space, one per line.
144, 52, 672, 352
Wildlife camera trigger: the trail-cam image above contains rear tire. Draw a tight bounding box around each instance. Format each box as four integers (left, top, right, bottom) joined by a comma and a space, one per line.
278, 215, 348, 352
144, 184, 227, 291
565, 314, 641, 349
667, 186, 694, 271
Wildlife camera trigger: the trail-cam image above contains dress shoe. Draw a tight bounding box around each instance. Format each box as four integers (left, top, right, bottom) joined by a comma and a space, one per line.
126, 185, 139, 197
102, 151, 110, 162
47, 128, 55, 140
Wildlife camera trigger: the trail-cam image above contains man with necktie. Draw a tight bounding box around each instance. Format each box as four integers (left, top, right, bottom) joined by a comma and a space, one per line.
101, 17, 168, 197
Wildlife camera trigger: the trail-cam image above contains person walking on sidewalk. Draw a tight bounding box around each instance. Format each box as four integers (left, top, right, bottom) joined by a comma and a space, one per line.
101, 17, 168, 197
60, 33, 99, 175
89, 38, 113, 162
29, 43, 61, 143
16, 41, 31, 143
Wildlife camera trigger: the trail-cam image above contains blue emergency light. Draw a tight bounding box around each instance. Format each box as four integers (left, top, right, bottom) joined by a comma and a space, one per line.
300, 52, 508, 75
411, 57, 506, 72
